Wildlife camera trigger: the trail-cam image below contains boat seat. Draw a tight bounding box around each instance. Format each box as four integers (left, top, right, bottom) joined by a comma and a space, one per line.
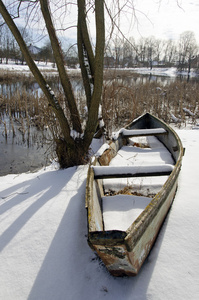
121, 128, 167, 137
93, 164, 174, 179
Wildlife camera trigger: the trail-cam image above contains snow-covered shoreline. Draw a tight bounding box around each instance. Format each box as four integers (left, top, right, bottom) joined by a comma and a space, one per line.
0, 129, 199, 300
1, 62, 199, 79
0, 61, 80, 76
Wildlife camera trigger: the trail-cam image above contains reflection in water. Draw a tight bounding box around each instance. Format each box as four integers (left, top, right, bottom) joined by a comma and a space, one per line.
0, 114, 54, 176
0, 138, 51, 176
0, 72, 198, 175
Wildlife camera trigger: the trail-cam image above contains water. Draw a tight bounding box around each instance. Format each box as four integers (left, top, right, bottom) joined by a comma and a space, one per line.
0, 114, 54, 176
0, 76, 85, 176
0, 139, 51, 176
0, 72, 198, 175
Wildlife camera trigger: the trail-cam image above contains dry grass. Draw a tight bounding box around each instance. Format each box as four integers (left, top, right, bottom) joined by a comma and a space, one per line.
102, 75, 199, 136
0, 70, 198, 145
105, 185, 155, 198
0, 69, 35, 83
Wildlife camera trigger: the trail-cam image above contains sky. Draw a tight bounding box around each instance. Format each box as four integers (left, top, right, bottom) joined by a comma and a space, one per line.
120, 0, 199, 42
10, 0, 199, 46
62, 0, 199, 46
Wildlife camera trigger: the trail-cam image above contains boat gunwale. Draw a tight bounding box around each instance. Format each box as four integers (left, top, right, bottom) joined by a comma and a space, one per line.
86, 112, 184, 253
124, 113, 184, 248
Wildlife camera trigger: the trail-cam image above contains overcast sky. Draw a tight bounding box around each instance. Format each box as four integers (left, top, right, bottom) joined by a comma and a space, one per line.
18, 0, 199, 46
121, 0, 199, 42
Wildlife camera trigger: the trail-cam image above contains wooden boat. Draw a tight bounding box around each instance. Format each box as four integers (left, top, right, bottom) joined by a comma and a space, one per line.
85, 113, 184, 276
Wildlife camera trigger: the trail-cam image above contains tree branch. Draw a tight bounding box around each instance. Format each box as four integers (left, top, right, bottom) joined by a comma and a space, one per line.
39, 0, 82, 133
78, 0, 95, 77
0, 0, 75, 145
83, 0, 105, 148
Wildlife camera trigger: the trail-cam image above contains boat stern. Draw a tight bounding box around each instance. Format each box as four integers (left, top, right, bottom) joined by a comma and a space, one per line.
88, 230, 139, 276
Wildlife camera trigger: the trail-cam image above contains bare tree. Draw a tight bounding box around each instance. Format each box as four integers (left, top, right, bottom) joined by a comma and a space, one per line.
0, 0, 105, 168
145, 36, 159, 69
122, 37, 136, 67
177, 31, 198, 74
162, 39, 177, 66
136, 37, 147, 66
38, 41, 53, 64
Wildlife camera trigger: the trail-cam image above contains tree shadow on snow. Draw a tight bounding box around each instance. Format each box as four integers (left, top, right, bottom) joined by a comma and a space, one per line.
27, 175, 91, 300
0, 167, 75, 253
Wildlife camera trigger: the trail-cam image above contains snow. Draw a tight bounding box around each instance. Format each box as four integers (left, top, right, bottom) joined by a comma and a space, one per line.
1, 61, 199, 79
0, 60, 199, 297
183, 108, 195, 116
121, 128, 167, 136
0, 61, 57, 73
130, 67, 199, 78
170, 113, 180, 123
98, 135, 174, 232
102, 135, 174, 196
93, 164, 174, 178
0, 61, 80, 76
102, 194, 151, 231
94, 143, 110, 157
0, 129, 199, 299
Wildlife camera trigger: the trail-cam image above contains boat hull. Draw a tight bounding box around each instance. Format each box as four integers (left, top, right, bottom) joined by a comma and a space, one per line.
86, 113, 184, 276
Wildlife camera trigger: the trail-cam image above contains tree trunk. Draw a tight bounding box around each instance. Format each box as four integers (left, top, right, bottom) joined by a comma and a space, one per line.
0, 0, 105, 168
77, 0, 95, 109
39, 0, 82, 133
0, 0, 76, 157
83, 0, 105, 150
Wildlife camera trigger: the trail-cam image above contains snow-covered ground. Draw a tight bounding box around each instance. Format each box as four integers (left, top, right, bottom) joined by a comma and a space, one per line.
0, 129, 199, 300
1, 61, 199, 78
0, 62, 199, 298
0, 61, 56, 72
130, 67, 199, 78
0, 61, 79, 76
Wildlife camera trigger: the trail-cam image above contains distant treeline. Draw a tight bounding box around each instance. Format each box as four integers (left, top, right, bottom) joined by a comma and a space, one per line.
104, 31, 199, 74
0, 24, 198, 73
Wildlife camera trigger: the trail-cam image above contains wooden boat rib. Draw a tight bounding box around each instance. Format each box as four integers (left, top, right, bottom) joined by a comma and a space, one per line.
85, 113, 184, 276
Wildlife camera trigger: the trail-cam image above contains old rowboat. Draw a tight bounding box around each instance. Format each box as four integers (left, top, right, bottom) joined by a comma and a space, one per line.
85, 113, 184, 276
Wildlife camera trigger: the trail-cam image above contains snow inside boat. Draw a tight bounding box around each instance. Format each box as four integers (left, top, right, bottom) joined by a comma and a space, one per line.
85, 113, 184, 276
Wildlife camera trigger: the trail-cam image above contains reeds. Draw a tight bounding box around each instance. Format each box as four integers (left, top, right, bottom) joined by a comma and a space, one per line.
0, 82, 51, 147
0, 71, 198, 148
102, 75, 199, 135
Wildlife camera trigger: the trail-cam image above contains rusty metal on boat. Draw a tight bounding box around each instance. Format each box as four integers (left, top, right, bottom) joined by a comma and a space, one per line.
85, 113, 184, 276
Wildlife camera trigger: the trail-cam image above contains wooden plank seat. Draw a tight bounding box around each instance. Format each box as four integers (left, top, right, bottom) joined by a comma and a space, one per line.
121, 128, 167, 137
93, 164, 174, 179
